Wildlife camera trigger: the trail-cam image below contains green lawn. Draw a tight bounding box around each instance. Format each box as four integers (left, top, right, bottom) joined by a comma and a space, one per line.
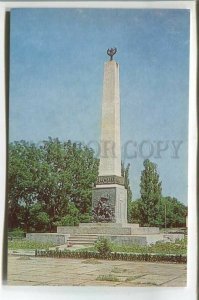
8, 238, 187, 256
8, 239, 55, 250
111, 240, 187, 255
82, 239, 187, 256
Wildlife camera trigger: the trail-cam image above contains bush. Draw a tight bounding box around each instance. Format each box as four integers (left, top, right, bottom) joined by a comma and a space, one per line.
8, 228, 25, 239
79, 213, 92, 223
95, 237, 112, 255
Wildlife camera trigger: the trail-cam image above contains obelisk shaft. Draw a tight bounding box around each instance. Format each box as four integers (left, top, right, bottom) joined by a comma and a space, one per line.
98, 60, 121, 177
92, 54, 127, 224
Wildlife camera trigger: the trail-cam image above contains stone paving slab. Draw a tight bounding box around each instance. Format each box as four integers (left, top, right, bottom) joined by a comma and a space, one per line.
78, 280, 122, 286
7, 255, 186, 287
7, 280, 41, 286
131, 274, 178, 286
161, 275, 187, 287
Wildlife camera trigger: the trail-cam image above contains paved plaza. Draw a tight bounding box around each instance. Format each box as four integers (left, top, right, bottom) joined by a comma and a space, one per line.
7, 255, 186, 287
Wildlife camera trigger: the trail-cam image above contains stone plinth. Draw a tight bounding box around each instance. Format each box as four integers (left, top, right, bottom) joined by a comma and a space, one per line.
57, 223, 160, 235
26, 233, 69, 245
92, 185, 127, 224
108, 234, 164, 246
57, 225, 131, 235
79, 222, 139, 228
129, 227, 160, 235
26, 230, 185, 247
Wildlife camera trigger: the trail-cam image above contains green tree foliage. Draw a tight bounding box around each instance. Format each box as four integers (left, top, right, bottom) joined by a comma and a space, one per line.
8, 141, 42, 231
159, 197, 187, 228
29, 203, 50, 232
8, 138, 99, 232
139, 159, 162, 226
129, 199, 140, 224
121, 162, 133, 222
130, 197, 187, 228
53, 202, 80, 226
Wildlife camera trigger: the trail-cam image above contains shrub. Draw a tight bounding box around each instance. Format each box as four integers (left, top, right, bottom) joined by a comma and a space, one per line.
79, 213, 92, 223
95, 237, 112, 255
35, 249, 187, 263
8, 228, 25, 239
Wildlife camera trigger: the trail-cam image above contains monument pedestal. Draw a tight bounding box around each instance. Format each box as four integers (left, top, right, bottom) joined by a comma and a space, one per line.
92, 184, 127, 224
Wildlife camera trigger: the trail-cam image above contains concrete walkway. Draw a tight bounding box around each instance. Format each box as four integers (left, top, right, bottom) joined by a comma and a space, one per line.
7, 255, 186, 287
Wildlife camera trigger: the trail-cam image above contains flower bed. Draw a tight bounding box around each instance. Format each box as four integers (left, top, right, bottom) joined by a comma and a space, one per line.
35, 249, 186, 264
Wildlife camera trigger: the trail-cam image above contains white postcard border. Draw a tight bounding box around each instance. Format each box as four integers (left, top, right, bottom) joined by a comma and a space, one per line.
0, 1, 197, 300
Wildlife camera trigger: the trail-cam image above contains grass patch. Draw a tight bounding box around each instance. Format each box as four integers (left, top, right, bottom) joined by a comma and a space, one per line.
110, 240, 187, 255
83, 238, 187, 256
96, 274, 120, 282
8, 239, 55, 250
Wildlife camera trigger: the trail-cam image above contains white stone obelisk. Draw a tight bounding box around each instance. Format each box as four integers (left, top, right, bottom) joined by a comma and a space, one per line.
98, 60, 121, 176
92, 49, 127, 224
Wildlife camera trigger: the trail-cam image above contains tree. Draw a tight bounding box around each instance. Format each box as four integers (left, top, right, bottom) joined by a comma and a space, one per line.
121, 162, 133, 222
8, 141, 42, 231
8, 138, 99, 232
129, 197, 187, 228
29, 203, 50, 232
139, 159, 162, 226
129, 199, 140, 224
159, 197, 187, 228
53, 202, 80, 226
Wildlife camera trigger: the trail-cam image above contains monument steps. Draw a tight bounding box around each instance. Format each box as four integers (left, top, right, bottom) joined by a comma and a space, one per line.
68, 234, 98, 246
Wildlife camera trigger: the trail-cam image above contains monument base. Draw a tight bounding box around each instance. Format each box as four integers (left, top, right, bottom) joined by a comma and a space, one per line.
27, 224, 185, 247
57, 223, 160, 235
92, 184, 127, 224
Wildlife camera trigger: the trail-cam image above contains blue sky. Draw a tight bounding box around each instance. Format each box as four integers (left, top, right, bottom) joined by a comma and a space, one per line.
9, 8, 189, 204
